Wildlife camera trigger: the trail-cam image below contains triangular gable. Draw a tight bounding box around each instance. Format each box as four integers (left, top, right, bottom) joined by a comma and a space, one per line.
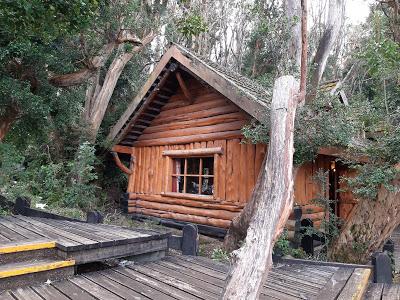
107, 43, 270, 147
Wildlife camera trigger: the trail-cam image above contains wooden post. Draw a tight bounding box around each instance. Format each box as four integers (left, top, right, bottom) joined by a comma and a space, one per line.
222, 76, 299, 299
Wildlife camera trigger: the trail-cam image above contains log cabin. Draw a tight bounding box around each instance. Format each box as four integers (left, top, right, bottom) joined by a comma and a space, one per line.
107, 43, 357, 234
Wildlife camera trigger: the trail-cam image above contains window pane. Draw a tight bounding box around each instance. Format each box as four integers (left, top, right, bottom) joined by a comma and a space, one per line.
172, 176, 184, 193
202, 157, 214, 175
201, 177, 214, 195
173, 158, 185, 175
186, 176, 199, 194
187, 158, 200, 174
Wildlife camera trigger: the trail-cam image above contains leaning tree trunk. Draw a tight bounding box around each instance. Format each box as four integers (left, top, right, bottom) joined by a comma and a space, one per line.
329, 173, 400, 264
222, 76, 299, 299
306, 0, 344, 103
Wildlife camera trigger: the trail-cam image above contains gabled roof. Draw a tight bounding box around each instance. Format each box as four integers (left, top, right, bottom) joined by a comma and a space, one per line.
107, 43, 270, 147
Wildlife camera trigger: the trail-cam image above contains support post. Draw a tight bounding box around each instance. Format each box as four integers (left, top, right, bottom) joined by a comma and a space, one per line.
372, 251, 392, 283
182, 224, 199, 255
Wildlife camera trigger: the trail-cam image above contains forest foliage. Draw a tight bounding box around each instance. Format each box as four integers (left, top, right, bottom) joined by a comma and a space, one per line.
0, 0, 399, 214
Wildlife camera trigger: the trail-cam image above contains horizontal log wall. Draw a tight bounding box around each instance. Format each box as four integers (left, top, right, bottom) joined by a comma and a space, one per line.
116, 78, 356, 229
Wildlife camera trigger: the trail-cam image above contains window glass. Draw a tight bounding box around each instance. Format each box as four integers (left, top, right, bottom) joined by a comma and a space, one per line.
202, 157, 214, 175
171, 155, 214, 196
187, 158, 200, 174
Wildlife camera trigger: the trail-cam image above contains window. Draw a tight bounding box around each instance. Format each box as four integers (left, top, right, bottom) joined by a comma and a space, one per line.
171, 157, 214, 196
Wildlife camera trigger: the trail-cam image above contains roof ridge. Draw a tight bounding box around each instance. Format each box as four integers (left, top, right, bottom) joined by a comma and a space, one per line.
171, 43, 271, 107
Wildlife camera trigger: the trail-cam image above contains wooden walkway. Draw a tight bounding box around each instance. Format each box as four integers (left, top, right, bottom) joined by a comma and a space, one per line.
0, 255, 373, 300
0, 215, 169, 263
365, 283, 400, 300
391, 226, 400, 272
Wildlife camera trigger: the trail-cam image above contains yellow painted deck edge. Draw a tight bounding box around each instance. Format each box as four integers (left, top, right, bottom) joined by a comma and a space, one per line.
351, 268, 372, 300
0, 241, 56, 254
0, 260, 75, 279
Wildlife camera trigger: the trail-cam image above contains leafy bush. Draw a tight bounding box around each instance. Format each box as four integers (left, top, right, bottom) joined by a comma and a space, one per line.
211, 248, 230, 262
0, 141, 102, 211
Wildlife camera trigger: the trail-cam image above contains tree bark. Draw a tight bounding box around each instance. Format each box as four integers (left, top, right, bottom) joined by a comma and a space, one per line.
285, 0, 302, 68
306, 0, 344, 103
222, 76, 299, 300
49, 31, 155, 142
329, 173, 400, 263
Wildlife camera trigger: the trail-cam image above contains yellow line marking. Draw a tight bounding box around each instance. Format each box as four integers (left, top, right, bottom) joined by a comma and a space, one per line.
0, 260, 75, 278
352, 268, 371, 300
0, 241, 56, 254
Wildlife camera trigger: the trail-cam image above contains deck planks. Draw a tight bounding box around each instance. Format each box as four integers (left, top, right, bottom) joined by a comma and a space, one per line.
2, 254, 376, 300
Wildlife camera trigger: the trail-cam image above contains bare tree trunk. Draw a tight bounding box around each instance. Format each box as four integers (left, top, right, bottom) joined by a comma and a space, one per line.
285, 0, 302, 68
329, 173, 400, 263
50, 32, 155, 142
306, 0, 344, 102
223, 0, 307, 253
222, 76, 299, 299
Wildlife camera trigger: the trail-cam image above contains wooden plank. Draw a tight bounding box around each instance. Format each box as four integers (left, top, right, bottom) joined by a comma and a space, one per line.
144, 262, 222, 296
150, 105, 239, 127
134, 129, 243, 147
0, 223, 28, 241
127, 149, 136, 193
39, 218, 115, 248
143, 112, 246, 134
128, 264, 218, 300
239, 142, 247, 203
82, 272, 146, 299
158, 260, 225, 287
225, 139, 235, 203
13, 216, 98, 249
111, 145, 133, 154
138, 147, 145, 193
158, 146, 165, 193
68, 276, 123, 300
101, 268, 176, 300
128, 194, 242, 211
231, 139, 241, 203
315, 268, 354, 299
214, 140, 227, 201
0, 217, 43, 240
138, 120, 247, 142
0, 291, 15, 300
382, 283, 400, 300
162, 147, 223, 157
143, 147, 150, 193
337, 268, 371, 300
166, 256, 226, 280
3, 216, 79, 249
364, 283, 384, 300
157, 98, 229, 119
246, 143, 256, 201
31, 284, 71, 300
51, 279, 97, 300
114, 266, 200, 300
9, 287, 43, 300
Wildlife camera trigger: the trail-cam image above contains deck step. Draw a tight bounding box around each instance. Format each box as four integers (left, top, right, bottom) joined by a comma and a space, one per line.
0, 239, 56, 254
0, 239, 58, 264
0, 258, 75, 290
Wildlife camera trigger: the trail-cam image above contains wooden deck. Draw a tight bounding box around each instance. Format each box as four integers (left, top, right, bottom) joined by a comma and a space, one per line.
0, 255, 373, 299
365, 283, 400, 300
0, 215, 169, 263
391, 226, 400, 272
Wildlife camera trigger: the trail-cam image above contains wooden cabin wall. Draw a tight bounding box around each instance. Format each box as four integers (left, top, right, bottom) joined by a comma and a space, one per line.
132, 78, 251, 147
126, 140, 267, 228
117, 76, 356, 229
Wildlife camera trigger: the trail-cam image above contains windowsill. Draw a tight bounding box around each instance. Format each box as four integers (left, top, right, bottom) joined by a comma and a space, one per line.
161, 192, 215, 201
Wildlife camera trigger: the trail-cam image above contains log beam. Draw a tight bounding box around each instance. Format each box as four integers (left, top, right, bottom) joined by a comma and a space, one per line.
176, 71, 193, 103
111, 152, 133, 175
